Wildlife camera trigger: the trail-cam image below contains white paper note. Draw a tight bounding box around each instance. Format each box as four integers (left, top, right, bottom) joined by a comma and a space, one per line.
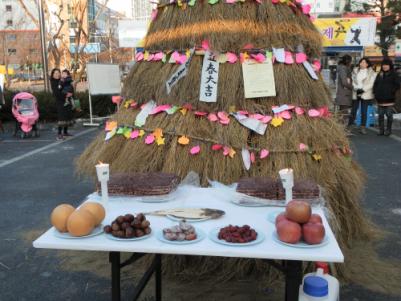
303, 61, 319, 80
242, 59, 276, 99
233, 113, 268, 135
241, 148, 251, 171
273, 48, 285, 63
135, 100, 156, 127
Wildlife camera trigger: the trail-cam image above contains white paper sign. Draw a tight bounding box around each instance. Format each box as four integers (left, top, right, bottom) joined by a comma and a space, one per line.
199, 51, 219, 103
232, 113, 268, 135
242, 59, 276, 99
166, 48, 195, 95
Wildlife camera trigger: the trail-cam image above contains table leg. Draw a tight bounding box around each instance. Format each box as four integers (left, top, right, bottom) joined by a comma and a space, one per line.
155, 254, 162, 301
284, 260, 303, 301
109, 252, 121, 301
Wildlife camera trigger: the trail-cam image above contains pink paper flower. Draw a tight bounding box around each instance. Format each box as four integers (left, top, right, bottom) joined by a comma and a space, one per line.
190, 145, 201, 155
308, 109, 320, 118
212, 144, 223, 151
260, 149, 270, 159
208, 113, 218, 122
145, 134, 155, 145
299, 143, 308, 152
295, 107, 305, 115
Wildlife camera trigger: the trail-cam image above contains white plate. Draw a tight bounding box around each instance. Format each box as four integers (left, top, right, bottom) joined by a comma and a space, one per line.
209, 227, 265, 247
166, 214, 211, 223
105, 232, 152, 241
53, 225, 104, 239
272, 231, 329, 248
267, 210, 285, 224
156, 228, 206, 245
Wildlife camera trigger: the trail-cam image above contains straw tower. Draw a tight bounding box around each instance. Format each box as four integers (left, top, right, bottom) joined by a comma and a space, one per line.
78, 1, 371, 260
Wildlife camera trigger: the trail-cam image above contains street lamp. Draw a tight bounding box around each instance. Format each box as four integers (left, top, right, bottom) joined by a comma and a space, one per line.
37, 0, 50, 92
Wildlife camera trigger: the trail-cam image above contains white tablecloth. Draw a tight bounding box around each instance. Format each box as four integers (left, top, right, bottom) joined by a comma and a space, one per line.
33, 185, 344, 263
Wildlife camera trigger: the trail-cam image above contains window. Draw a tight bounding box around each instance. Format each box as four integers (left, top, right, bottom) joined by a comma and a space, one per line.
6, 5, 12, 12
6, 34, 16, 41
6, 19, 13, 26
29, 48, 39, 55
8, 49, 17, 55
69, 36, 76, 44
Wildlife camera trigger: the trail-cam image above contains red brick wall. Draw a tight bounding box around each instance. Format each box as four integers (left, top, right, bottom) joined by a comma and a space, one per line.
0, 30, 41, 68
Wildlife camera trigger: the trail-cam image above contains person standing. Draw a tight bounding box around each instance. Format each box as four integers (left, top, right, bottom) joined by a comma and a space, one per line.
348, 57, 377, 134
335, 55, 353, 124
373, 58, 401, 136
50, 68, 74, 140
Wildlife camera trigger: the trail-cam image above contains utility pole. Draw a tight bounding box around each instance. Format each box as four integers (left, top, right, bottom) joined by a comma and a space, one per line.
37, 0, 50, 92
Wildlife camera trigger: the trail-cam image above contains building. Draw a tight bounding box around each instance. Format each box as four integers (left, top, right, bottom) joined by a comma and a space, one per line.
0, 0, 41, 76
132, 0, 152, 21
304, 0, 346, 15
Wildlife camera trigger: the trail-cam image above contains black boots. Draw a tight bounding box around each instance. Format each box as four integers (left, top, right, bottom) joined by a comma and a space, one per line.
378, 116, 385, 136
385, 119, 393, 136
378, 117, 393, 136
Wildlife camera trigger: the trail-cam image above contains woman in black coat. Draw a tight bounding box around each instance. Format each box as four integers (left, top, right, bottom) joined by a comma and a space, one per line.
373, 58, 401, 136
50, 68, 74, 140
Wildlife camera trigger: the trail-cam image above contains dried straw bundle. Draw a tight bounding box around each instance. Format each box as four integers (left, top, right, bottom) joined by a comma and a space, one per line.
145, 1, 322, 57
77, 0, 372, 279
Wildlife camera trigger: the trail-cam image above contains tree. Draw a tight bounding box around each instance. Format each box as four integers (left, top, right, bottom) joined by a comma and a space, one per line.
345, 0, 401, 56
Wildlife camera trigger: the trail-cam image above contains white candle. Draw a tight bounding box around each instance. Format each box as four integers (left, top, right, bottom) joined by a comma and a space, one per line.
96, 162, 109, 204
279, 168, 294, 204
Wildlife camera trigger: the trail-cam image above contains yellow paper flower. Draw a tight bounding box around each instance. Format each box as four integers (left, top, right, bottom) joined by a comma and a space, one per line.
139, 130, 145, 137
156, 137, 165, 146
271, 117, 284, 127
312, 154, 322, 161
180, 108, 188, 115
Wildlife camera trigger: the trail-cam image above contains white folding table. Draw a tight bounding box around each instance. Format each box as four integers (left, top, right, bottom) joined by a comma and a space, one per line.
34, 185, 344, 301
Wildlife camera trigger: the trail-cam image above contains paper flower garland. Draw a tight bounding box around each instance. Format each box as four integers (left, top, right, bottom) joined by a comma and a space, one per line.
135, 48, 320, 71
123, 100, 331, 133
103, 120, 354, 170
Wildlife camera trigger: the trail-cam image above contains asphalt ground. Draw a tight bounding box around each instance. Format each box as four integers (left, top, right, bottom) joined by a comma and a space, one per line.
0, 123, 400, 301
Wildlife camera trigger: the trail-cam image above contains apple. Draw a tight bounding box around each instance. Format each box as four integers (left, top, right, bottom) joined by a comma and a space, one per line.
308, 214, 323, 224
276, 220, 302, 244
275, 212, 289, 226
285, 200, 311, 224
303, 222, 325, 245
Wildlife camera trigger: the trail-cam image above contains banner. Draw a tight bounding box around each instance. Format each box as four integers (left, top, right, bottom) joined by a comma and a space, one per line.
118, 20, 148, 48
314, 18, 377, 47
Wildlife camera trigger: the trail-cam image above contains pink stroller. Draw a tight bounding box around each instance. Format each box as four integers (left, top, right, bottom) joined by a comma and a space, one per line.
12, 92, 40, 138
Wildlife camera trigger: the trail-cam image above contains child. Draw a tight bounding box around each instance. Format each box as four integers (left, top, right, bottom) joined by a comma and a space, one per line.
59, 70, 75, 108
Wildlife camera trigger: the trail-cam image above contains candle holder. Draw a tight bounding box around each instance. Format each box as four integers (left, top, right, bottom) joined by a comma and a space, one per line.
96, 162, 110, 205
279, 168, 294, 204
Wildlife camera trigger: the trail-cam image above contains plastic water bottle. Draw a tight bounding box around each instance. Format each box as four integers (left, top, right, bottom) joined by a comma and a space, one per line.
299, 268, 339, 301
